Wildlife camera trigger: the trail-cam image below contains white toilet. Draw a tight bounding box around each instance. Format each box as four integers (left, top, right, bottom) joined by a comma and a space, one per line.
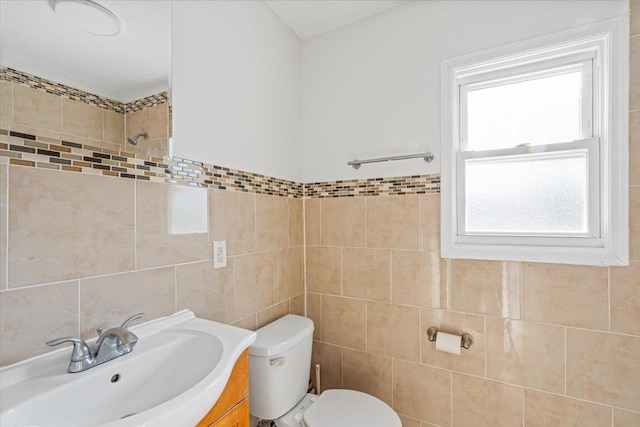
249, 314, 401, 427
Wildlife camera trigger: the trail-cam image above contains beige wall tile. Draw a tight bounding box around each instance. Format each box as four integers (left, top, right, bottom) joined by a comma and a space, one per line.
343, 348, 392, 405
257, 301, 289, 328
305, 198, 321, 245
486, 318, 564, 393
233, 252, 274, 320
176, 259, 234, 323
450, 259, 521, 318
421, 309, 485, 377
288, 198, 303, 246
321, 197, 365, 247
306, 246, 341, 295
452, 373, 523, 427
274, 247, 304, 302
631, 111, 639, 186
81, 267, 175, 337
62, 98, 102, 141
342, 247, 390, 302
148, 104, 168, 139
307, 293, 322, 340
567, 328, 640, 411
290, 293, 305, 316
8, 166, 134, 287
631, 187, 640, 261
0, 81, 13, 124
311, 340, 343, 391
614, 409, 640, 427
13, 85, 62, 132
0, 164, 6, 290
398, 415, 421, 427
522, 263, 608, 329
367, 301, 420, 362
524, 389, 611, 427
232, 314, 257, 331
366, 195, 419, 249
393, 359, 451, 426
255, 194, 288, 251
420, 194, 440, 252
136, 181, 209, 268
125, 109, 148, 140
610, 261, 640, 335
632, 2, 640, 37
392, 251, 446, 309
103, 109, 124, 147
209, 189, 255, 256
321, 295, 366, 350
0, 281, 79, 366
631, 35, 640, 111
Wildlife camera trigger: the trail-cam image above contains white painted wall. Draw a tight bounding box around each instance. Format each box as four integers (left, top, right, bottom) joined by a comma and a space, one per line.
172, 1, 302, 182
301, 0, 628, 182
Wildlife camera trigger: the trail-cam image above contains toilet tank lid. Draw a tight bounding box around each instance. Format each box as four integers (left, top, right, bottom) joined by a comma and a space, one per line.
249, 315, 314, 357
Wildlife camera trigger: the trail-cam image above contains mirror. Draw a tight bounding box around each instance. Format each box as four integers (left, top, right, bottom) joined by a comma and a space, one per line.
0, 0, 171, 158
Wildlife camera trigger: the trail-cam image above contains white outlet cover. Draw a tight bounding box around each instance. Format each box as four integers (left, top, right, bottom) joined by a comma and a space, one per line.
213, 241, 227, 269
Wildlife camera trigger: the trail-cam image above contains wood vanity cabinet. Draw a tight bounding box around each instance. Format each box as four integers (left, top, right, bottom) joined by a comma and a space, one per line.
196, 349, 250, 427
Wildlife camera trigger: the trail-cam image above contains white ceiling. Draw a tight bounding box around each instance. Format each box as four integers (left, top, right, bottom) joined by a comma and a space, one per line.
0, 0, 170, 103
264, 0, 410, 40
0, 0, 409, 103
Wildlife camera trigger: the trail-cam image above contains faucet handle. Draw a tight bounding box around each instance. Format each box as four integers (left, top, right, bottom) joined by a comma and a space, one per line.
46, 337, 92, 362
121, 312, 145, 329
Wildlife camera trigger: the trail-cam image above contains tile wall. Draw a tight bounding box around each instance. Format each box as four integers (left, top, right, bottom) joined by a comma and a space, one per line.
0, 68, 170, 158
0, 161, 305, 365
0, 72, 304, 366
305, 8, 640, 426
0, 6, 638, 427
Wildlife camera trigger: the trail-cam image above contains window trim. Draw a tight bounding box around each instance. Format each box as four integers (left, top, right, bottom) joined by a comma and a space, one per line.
440, 17, 629, 266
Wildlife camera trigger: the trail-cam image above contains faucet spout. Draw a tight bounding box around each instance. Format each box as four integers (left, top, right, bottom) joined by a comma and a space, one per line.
94, 326, 139, 364
47, 312, 144, 373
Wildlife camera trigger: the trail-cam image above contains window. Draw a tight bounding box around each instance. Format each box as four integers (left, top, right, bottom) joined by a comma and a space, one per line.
441, 17, 629, 266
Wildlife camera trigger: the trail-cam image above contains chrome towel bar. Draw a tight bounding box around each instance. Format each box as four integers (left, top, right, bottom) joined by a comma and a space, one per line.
347, 152, 435, 169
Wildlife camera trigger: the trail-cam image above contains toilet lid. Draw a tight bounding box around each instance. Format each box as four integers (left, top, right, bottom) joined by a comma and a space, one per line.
303, 390, 401, 427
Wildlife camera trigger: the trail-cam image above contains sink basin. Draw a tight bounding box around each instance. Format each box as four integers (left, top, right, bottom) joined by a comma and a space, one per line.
0, 310, 256, 427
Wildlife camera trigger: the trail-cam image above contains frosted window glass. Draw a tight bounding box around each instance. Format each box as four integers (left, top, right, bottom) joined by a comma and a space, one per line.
464, 151, 588, 234
467, 71, 582, 151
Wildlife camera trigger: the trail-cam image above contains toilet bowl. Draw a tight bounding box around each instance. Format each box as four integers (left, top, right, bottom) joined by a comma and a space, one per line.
249, 315, 401, 427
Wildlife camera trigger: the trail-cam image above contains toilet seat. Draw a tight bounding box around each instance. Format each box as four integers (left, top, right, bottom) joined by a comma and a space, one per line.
302, 389, 401, 427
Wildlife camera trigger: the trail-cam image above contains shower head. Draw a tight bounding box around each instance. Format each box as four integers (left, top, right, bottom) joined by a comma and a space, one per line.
127, 132, 148, 145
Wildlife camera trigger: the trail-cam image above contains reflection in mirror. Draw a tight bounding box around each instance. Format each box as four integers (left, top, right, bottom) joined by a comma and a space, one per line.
0, 0, 171, 158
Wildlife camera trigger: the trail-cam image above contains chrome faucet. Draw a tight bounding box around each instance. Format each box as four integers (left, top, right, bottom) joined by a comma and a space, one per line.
46, 313, 144, 373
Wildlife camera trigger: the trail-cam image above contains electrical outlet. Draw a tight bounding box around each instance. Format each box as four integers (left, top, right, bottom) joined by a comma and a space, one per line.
213, 241, 227, 269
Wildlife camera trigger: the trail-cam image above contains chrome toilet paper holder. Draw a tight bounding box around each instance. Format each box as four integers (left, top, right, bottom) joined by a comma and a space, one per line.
427, 327, 474, 350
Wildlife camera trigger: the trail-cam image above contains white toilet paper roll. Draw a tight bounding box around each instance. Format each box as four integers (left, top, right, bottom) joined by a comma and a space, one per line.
435, 332, 461, 355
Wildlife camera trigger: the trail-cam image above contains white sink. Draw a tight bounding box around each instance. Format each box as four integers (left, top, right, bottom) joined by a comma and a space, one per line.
0, 310, 256, 427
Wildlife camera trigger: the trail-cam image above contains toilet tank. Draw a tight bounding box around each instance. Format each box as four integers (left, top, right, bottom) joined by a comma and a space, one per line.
249, 315, 314, 420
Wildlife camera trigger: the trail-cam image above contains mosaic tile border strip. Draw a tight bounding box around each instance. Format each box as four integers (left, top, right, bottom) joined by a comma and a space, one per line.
0, 127, 440, 198
126, 92, 169, 113
1, 68, 168, 114
305, 175, 440, 197
1, 67, 126, 114
0, 127, 304, 198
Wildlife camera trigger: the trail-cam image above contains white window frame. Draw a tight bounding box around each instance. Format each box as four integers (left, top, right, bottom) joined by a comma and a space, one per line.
440, 17, 629, 266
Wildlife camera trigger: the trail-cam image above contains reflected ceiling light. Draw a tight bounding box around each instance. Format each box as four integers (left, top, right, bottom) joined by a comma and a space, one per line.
53, 0, 122, 36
